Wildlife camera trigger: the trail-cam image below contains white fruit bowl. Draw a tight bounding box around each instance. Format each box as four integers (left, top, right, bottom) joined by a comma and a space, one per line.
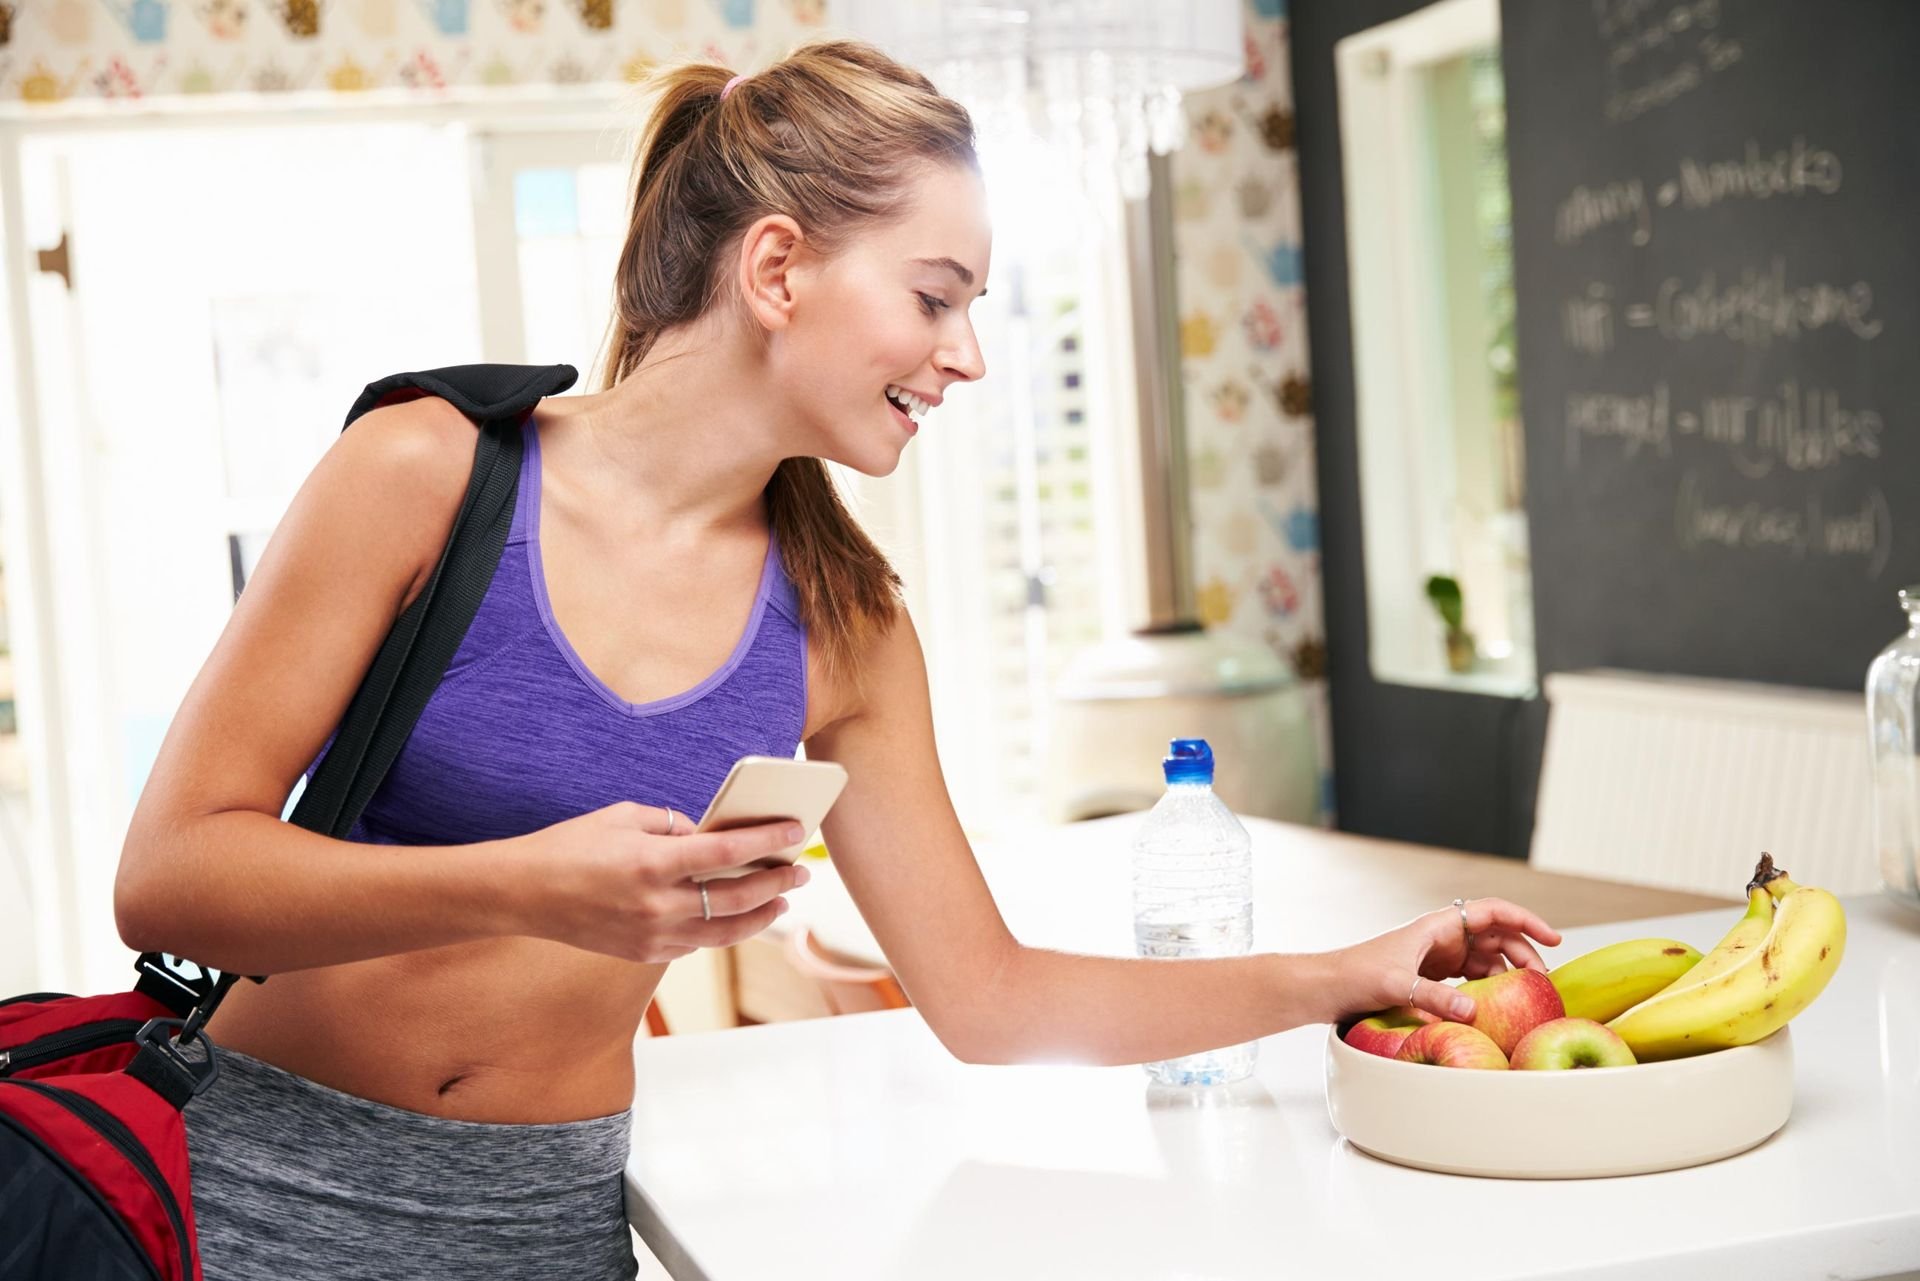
1323, 1024, 1794, 1178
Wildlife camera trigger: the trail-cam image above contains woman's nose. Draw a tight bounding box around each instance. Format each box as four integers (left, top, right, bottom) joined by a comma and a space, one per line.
940, 326, 986, 382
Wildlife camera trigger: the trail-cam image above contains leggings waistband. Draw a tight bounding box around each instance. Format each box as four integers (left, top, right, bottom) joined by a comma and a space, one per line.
183, 1047, 639, 1280
185, 1045, 632, 1202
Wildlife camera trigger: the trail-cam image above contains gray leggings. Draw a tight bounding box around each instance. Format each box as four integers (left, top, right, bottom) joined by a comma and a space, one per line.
182, 1046, 638, 1280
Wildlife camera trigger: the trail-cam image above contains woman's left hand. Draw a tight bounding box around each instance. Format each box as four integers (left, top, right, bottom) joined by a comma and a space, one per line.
1316, 897, 1564, 1026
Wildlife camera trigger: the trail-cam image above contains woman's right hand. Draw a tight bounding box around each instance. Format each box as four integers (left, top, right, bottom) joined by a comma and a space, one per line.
517, 801, 811, 963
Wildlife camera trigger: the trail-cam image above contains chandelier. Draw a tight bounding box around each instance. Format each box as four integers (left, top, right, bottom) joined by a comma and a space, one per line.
837, 1, 1245, 201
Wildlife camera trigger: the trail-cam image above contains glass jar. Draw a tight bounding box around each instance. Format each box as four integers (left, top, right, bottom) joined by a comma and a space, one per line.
1866, 585, 1920, 910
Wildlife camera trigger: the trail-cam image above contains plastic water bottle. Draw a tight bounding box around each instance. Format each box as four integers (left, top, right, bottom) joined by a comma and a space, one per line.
1131, 737, 1256, 1086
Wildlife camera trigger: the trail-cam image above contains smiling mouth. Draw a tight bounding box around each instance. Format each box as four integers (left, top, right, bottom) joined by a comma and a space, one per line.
885, 396, 919, 435
884, 386, 928, 434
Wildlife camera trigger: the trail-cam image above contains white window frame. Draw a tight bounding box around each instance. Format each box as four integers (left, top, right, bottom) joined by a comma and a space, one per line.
1335, 0, 1536, 697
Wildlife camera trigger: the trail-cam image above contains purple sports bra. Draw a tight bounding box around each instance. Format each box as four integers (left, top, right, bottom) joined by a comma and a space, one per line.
304, 413, 808, 845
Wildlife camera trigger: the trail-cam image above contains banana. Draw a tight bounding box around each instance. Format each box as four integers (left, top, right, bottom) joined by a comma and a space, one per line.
1607, 854, 1846, 1061
1651, 883, 1774, 998
1548, 937, 1703, 1023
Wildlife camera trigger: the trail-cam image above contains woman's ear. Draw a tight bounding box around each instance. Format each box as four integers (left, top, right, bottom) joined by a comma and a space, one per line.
737, 214, 809, 332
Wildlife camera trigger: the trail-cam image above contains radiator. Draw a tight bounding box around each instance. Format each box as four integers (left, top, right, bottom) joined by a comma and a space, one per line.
1530, 670, 1882, 898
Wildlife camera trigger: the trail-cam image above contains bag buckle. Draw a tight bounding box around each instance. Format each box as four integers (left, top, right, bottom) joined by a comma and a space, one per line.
135, 1017, 222, 1098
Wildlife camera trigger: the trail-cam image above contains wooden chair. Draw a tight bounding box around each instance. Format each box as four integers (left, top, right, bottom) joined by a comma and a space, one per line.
784, 925, 910, 1015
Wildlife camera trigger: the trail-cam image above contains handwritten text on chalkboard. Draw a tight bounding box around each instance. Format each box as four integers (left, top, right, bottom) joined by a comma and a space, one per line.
1676, 470, 1891, 579
1555, 137, 1842, 249
1561, 259, 1878, 356
1566, 381, 1882, 477
1594, 0, 1742, 123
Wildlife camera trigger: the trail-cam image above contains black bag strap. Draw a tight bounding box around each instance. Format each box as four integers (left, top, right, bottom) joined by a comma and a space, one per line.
134, 363, 577, 1050
294, 363, 577, 836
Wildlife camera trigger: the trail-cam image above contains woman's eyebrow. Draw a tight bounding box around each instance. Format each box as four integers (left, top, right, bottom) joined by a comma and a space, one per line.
911, 256, 987, 297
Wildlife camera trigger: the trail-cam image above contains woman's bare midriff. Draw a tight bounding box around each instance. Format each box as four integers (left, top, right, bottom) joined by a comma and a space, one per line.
203, 938, 663, 1123
187, 402, 844, 1128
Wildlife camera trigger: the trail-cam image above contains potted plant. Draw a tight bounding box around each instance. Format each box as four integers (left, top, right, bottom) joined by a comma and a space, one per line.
1425, 575, 1477, 674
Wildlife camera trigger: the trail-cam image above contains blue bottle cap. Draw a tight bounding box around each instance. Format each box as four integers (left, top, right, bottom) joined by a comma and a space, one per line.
1163, 737, 1214, 784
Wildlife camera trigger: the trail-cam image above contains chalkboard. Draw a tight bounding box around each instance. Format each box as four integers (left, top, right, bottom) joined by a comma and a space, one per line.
1504, 0, 1920, 691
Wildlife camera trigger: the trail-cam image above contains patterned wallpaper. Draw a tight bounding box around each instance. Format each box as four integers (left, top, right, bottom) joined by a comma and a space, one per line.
0, 0, 823, 104
0, 0, 1331, 817
1173, 0, 1332, 820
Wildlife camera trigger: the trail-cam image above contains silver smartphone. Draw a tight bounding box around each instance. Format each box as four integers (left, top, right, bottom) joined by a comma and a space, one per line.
690, 755, 849, 882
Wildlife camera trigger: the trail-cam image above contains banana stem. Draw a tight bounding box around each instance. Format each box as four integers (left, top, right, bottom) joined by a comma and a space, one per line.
1748, 852, 1789, 897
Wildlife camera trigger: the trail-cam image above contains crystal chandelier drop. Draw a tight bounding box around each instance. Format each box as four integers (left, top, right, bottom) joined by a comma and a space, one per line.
837, 0, 1245, 201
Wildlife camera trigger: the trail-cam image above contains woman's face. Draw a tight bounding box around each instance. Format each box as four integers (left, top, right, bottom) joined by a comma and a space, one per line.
778, 162, 992, 477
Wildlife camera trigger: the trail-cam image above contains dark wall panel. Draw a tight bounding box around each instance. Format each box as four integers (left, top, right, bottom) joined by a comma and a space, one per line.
1292, 0, 1545, 858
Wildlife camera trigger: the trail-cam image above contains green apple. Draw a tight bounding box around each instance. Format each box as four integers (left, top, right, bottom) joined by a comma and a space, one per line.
1509, 1017, 1637, 1069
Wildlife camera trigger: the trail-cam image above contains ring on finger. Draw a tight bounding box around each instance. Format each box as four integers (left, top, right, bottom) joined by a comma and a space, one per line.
1407, 974, 1420, 1006
664, 807, 678, 835
1451, 896, 1473, 950
700, 881, 712, 922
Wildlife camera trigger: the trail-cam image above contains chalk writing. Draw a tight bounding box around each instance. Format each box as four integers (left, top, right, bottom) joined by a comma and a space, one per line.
1592, 0, 1741, 122
1699, 382, 1883, 478
1564, 284, 1617, 355
1557, 181, 1651, 248
1556, 138, 1842, 249
1655, 261, 1879, 347
1561, 259, 1878, 355
1673, 137, 1842, 211
1566, 380, 1883, 477
1594, 0, 1718, 49
1676, 470, 1893, 578
1566, 383, 1671, 466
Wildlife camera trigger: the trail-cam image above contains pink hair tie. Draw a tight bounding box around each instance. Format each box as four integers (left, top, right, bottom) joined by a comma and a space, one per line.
721, 74, 746, 100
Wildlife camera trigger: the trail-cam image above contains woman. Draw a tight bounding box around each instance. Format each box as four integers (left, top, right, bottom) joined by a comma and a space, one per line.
114, 39, 1560, 1280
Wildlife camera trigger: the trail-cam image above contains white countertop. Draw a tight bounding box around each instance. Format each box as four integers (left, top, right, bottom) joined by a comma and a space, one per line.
626, 891, 1920, 1281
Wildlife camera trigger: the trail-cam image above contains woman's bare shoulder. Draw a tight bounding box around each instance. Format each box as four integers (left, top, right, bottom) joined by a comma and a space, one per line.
340, 396, 490, 610
800, 605, 919, 741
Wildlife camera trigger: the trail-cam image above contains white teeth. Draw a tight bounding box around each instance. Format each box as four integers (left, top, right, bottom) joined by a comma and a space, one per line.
886, 384, 929, 420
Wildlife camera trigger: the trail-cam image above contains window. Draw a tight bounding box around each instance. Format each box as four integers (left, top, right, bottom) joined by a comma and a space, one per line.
1336, 0, 1535, 695
839, 145, 1135, 833
7, 116, 487, 992
470, 128, 633, 381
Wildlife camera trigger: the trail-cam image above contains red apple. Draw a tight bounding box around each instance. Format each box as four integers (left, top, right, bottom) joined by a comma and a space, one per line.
1393, 1021, 1509, 1069
1509, 1017, 1637, 1070
1341, 1005, 1438, 1058
1453, 967, 1565, 1058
